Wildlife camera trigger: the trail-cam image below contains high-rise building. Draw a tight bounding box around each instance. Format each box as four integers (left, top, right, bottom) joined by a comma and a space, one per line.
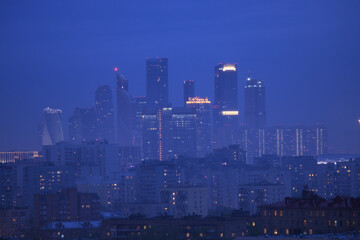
68, 107, 97, 143
95, 85, 115, 143
244, 77, 266, 129
43, 141, 120, 179
116, 69, 136, 146
170, 107, 196, 159
41, 107, 64, 145
213, 63, 239, 148
146, 57, 169, 108
183, 80, 195, 106
186, 97, 212, 157
214, 63, 238, 110
22, 164, 76, 212
142, 107, 196, 161
133, 96, 147, 147
135, 161, 178, 204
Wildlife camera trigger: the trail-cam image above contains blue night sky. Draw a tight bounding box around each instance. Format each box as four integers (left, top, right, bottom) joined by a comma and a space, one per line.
0, 0, 359, 153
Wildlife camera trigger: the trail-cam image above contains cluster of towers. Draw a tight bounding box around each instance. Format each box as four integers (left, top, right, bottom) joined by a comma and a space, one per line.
40, 57, 326, 162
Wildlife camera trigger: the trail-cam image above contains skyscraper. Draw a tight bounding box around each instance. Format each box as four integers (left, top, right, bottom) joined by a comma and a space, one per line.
213, 63, 239, 148
170, 107, 196, 158
142, 109, 160, 160
214, 63, 238, 110
244, 77, 266, 129
116, 69, 136, 146
183, 80, 195, 106
142, 107, 197, 161
68, 107, 97, 143
41, 107, 64, 145
186, 97, 212, 157
133, 96, 147, 147
95, 85, 115, 143
146, 57, 169, 108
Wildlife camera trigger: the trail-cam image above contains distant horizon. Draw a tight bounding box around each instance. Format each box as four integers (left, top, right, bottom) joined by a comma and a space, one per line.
1, 1, 359, 153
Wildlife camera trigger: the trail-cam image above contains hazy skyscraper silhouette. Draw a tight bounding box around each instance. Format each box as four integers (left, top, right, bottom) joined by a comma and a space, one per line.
41, 107, 64, 145
146, 57, 169, 108
68, 107, 97, 143
183, 80, 195, 106
213, 63, 239, 148
95, 85, 115, 143
244, 77, 266, 129
186, 97, 212, 157
116, 69, 136, 146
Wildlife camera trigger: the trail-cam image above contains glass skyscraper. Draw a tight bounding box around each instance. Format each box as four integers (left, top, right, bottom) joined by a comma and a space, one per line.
183, 80, 195, 106
95, 85, 115, 143
41, 107, 64, 145
244, 77, 266, 129
213, 63, 239, 148
146, 57, 169, 108
116, 69, 136, 146
68, 107, 97, 143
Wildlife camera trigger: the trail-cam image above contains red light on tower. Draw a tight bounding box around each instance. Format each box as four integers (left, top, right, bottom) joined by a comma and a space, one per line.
114, 67, 118, 71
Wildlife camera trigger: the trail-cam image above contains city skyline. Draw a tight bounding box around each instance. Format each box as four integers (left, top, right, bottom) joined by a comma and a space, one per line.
1, 1, 360, 238
1, 1, 360, 154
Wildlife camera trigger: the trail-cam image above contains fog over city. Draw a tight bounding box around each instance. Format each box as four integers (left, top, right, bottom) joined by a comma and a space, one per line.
0, 1, 360, 239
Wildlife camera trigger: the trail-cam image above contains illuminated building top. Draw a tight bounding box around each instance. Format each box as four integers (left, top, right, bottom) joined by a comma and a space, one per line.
186, 97, 211, 104
43, 107, 62, 114
220, 110, 239, 116
222, 64, 237, 72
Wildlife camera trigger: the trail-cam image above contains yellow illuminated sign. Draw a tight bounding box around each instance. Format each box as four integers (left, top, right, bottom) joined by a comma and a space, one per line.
186, 97, 211, 104
221, 111, 239, 116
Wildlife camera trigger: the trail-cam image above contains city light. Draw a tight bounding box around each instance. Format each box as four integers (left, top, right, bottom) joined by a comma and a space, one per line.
186, 97, 211, 104
221, 111, 239, 116
222, 64, 236, 71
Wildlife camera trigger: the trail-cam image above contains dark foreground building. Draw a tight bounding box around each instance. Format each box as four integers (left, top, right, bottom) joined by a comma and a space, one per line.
101, 214, 249, 240
257, 191, 360, 236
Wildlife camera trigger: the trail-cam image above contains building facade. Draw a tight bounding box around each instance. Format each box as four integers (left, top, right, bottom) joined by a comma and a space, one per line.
95, 85, 115, 143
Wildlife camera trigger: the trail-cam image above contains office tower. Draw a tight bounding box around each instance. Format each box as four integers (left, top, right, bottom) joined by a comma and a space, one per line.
183, 80, 195, 106
170, 107, 197, 159
146, 57, 169, 108
95, 85, 115, 143
68, 107, 97, 143
214, 63, 238, 110
244, 77, 266, 129
133, 96, 147, 146
213, 63, 239, 148
41, 107, 64, 145
186, 97, 212, 157
43, 141, 119, 179
116, 69, 136, 146
142, 107, 196, 161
